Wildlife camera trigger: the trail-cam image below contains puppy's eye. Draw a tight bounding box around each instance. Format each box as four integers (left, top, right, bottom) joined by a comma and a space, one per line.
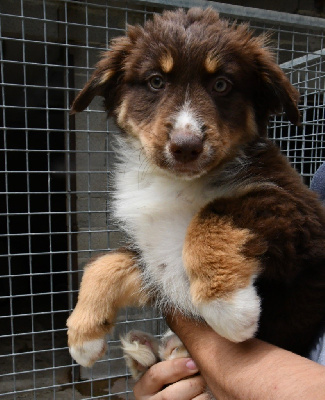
213, 77, 232, 95
148, 75, 165, 91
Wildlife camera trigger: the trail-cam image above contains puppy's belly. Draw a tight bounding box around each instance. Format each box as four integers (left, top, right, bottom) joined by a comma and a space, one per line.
137, 208, 199, 315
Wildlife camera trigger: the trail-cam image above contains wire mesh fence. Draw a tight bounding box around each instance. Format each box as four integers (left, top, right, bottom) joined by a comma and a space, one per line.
0, 0, 324, 398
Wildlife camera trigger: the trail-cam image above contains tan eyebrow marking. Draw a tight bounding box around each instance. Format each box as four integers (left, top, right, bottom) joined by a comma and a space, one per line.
204, 52, 221, 74
160, 52, 174, 73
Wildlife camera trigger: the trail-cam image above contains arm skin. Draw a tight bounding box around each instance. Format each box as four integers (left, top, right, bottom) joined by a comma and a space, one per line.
166, 312, 325, 400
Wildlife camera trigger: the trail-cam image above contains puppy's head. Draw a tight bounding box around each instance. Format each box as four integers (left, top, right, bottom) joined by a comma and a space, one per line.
71, 8, 300, 179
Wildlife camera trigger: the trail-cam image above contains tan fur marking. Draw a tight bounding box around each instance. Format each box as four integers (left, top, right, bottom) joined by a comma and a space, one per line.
116, 99, 128, 128
204, 53, 220, 74
67, 250, 148, 346
246, 106, 258, 137
160, 52, 174, 73
183, 213, 260, 304
116, 99, 142, 138
99, 69, 115, 85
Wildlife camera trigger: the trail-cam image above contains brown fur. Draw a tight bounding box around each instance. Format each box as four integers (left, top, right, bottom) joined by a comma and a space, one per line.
200, 142, 325, 354
184, 214, 263, 302
67, 7, 325, 362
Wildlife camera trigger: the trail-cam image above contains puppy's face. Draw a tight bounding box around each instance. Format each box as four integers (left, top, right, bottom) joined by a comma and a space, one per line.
71, 8, 300, 179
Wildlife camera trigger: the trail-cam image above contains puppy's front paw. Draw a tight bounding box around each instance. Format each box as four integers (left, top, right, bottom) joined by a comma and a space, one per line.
198, 284, 261, 342
67, 310, 112, 367
69, 337, 108, 367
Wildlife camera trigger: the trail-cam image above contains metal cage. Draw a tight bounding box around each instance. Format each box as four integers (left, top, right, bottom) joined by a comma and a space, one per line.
0, 0, 324, 398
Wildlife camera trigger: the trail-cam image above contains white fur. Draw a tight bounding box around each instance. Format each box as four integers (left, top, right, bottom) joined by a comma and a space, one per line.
173, 103, 202, 135
121, 332, 159, 381
121, 339, 158, 367
121, 329, 188, 380
198, 281, 261, 342
69, 338, 107, 367
120, 330, 160, 380
163, 101, 217, 180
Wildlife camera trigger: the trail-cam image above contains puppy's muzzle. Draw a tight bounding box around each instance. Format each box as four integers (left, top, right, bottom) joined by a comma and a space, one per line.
169, 130, 203, 163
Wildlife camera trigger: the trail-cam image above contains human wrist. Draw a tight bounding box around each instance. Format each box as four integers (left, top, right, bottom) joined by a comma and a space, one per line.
166, 312, 325, 400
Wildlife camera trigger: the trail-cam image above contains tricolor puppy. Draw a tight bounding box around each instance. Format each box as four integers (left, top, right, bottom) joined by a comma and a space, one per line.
67, 8, 325, 367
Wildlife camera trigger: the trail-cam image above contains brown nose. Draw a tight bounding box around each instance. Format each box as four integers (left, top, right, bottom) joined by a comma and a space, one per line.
170, 131, 203, 163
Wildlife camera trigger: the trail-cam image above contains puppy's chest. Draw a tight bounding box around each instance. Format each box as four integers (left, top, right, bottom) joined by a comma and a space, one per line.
113, 168, 214, 270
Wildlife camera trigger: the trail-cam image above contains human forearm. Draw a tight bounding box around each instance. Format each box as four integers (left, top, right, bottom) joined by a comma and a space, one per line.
167, 313, 325, 400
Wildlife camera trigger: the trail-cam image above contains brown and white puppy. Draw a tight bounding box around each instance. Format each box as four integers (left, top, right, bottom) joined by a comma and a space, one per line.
67, 8, 325, 367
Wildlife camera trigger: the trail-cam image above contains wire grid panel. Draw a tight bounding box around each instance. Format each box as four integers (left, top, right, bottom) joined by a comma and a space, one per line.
0, 0, 324, 399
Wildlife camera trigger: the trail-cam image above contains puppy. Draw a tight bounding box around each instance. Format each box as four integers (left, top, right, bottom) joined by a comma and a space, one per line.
67, 7, 325, 368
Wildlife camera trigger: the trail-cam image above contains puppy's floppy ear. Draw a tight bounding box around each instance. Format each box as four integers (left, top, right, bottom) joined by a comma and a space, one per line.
70, 36, 132, 114
256, 48, 300, 126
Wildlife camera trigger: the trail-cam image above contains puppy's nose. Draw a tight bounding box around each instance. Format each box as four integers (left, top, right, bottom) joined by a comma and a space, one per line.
170, 133, 203, 163
170, 131, 203, 163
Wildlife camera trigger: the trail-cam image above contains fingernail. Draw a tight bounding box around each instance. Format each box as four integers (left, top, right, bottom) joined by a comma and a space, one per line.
185, 359, 198, 370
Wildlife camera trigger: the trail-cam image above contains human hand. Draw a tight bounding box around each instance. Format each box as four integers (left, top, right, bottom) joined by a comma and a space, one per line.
133, 357, 209, 400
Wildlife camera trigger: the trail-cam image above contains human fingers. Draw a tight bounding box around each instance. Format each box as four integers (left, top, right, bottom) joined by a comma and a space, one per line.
153, 375, 206, 400
161, 375, 206, 400
133, 357, 199, 399
193, 392, 214, 400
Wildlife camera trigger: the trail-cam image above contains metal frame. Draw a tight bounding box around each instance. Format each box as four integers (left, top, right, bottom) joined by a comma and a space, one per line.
0, 0, 324, 399
136, 0, 325, 29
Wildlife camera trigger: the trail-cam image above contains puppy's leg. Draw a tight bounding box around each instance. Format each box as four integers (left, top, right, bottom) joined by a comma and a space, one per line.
184, 208, 266, 342
121, 330, 160, 380
67, 250, 148, 367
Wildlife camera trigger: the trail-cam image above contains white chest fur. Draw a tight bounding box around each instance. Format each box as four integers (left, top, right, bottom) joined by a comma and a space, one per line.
112, 141, 216, 314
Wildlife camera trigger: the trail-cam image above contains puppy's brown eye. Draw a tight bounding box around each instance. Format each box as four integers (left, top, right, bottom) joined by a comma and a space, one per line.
148, 75, 165, 91
213, 77, 231, 95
